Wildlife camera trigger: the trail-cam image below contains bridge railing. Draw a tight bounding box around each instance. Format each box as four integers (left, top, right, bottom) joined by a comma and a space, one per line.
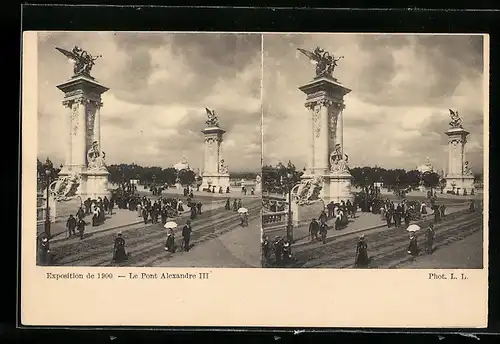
262, 210, 288, 229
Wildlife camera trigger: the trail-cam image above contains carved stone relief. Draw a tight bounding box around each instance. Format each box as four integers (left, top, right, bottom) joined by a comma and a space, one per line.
313, 106, 321, 138
70, 103, 79, 136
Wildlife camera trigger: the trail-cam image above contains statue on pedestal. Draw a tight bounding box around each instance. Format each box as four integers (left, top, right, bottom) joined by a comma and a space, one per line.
448, 109, 463, 129
219, 159, 229, 174
297, 47, 344, 78
56, 46, 102, 76
205, 108, 220, 127
329, 143, 349, 173
87, 141, 107, 171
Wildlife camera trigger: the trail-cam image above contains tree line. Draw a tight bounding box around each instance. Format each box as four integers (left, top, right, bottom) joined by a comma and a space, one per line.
37, 158, 259, 189
262, 162, 450, 193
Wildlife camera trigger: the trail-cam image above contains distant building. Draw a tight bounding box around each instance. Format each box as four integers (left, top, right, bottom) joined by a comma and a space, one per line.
173, 156, 190, 171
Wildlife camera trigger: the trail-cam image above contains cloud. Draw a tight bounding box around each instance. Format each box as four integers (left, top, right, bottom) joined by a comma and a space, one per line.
263, 33, 486, 173
37, 32, 262, 172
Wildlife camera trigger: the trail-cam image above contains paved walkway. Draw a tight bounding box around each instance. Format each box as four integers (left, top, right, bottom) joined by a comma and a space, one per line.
264, 204, 470, 247
41, 201, 227, 243
135, 185, 260, 199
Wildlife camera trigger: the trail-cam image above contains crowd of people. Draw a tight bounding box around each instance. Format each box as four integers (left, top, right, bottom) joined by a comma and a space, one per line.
262, 195, 479, 268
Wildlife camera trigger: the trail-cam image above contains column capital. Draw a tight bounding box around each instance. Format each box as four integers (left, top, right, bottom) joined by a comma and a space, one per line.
75, 97, 91, 105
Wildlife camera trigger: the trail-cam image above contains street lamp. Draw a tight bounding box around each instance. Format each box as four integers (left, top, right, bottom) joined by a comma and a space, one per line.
286, 172, 294, 243
44, 169, 52, 238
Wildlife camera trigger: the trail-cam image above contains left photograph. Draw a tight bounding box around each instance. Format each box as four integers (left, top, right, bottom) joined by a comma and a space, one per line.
35, 32, 263, 267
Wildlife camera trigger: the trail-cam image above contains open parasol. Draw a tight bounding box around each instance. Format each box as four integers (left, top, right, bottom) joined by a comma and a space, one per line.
164, 221, 178, 230
406, 224, 420, 232
237, 207, 248, 214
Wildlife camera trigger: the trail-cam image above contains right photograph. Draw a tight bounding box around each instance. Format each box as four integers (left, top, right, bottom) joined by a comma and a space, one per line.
261, 33, 486, 269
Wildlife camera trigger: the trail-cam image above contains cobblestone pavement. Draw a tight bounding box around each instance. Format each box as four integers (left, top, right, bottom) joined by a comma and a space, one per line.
46, 198, 261, 267
263, 206, 484, 269
396, 229, 483, 269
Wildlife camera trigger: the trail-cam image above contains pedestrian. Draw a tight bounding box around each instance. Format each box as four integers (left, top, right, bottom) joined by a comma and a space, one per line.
225, 198, 231, 210
274, 237, 283, 266
112, 232, 128, 263
439, 204, 446, 219
319, 222, 328, 244
165, 229, 176, 253
182, 220, 192, 252
354, 235, 369, 268
38, 234, 51, 266
469, 200, 475, 213
404, 211, 410, 228
142, 208, 149, 224
425, 224, 435, 255
282, 237, 292, 264
66, 214, 77, 238
407, 232, 419, 257
309, 218, 319, 242
319, 210, 327, 225
262, 236, 271, 263
433, 204, 441, 223
77, 218, 85, 240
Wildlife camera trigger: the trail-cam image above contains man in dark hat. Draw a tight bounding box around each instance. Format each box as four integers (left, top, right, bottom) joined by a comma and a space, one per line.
77, 218, 86, 240
309, 218, 319, 242
319, 221, 328, 244
66, 214, 77, 238
182, 220, 192, 252
425, 224, 435, 255
37, 233, 51, 266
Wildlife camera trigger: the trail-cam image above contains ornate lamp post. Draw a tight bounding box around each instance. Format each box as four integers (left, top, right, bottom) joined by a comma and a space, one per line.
286, 171, 294, 243
44, 169, 52, 238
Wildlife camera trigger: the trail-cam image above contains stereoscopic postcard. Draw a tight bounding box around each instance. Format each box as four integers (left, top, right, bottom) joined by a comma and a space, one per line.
21, 31, 488, 328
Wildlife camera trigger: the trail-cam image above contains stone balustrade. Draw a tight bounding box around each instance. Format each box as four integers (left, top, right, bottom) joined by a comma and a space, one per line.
262, 210, 289, 228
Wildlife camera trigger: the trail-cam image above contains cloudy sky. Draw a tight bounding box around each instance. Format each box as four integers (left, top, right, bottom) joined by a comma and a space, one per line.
37, 32, 262, 172
262, 34, 486, 173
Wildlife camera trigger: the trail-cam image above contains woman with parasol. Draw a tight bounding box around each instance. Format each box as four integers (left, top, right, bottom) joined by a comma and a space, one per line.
164, 221, 178, 252
406, 224, 420, 257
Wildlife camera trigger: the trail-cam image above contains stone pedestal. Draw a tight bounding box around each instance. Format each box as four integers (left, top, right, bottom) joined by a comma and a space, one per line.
298, 75, 353, 204
200, 126, 231, 190
291, 199, 325, 227
80, 170, 111, 200
55, 73, 110, 200
443, 127, 475, 194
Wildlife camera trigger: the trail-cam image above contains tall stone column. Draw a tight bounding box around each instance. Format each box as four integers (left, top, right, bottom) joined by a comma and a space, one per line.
56, 73, 110, 199
201, 125, 230, 190
299, 75, 353, 204
444, 126, 474, 193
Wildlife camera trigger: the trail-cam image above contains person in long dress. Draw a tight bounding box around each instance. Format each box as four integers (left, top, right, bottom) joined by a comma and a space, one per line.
354, 235, 369, 268
112, 232, 128, 263
407, 232, 419, 257
165, 229, 176, 252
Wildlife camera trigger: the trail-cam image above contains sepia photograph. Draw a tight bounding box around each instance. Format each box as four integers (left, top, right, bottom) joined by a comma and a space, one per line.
35, 32, 262, 268
262, 33, 486, 269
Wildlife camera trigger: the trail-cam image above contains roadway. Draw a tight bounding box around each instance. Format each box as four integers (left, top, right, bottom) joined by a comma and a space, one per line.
49, 198, 261, 267
274, 206, 484, 269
